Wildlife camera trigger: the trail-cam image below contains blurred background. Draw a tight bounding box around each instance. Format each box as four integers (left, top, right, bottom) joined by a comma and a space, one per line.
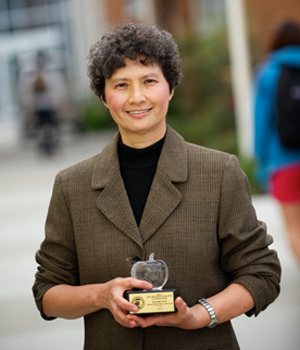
1, 0, 300, 349
1, 0, 300, 187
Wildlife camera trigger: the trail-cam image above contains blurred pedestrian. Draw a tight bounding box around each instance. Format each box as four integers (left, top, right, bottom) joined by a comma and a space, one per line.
33, 22, 281, 349
254, 20, 300, 265
18, 51, 66, 154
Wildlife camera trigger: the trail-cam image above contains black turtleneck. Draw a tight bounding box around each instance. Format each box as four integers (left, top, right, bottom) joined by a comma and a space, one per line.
118, 136, 165, 226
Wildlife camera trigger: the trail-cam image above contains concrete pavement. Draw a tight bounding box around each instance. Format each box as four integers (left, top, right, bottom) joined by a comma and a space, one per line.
0, 128, 299, 349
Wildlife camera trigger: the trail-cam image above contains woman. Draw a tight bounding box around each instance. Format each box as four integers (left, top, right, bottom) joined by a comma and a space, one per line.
254, 20, 300, 265
33, 22, 281, 349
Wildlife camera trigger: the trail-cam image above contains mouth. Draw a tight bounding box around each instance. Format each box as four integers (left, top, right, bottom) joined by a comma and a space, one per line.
126, 108, 152, 115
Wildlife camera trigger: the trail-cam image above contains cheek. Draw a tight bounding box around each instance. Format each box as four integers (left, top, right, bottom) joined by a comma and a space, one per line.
105, 91, 124, 112
155, 88, 172, 108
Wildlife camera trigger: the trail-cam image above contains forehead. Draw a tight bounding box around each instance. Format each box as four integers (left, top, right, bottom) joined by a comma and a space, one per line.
108, 58, 164, 80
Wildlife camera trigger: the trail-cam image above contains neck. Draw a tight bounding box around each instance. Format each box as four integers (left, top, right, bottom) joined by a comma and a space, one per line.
119, 124, 167, 149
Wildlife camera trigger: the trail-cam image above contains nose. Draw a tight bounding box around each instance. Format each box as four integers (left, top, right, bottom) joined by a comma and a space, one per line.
128, 86, 146, 104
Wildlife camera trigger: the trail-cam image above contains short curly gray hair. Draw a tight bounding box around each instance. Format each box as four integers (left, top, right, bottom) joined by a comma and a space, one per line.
86, 22, 182, 102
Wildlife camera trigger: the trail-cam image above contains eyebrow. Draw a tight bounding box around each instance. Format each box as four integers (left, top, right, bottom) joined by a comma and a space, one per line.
109, 73, 161, 84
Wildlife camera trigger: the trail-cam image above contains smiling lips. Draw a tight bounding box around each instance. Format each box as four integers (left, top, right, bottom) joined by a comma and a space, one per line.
127, 108, 152, 115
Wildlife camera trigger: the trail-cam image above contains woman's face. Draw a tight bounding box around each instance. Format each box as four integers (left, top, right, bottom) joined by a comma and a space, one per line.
103, 58, 174, 148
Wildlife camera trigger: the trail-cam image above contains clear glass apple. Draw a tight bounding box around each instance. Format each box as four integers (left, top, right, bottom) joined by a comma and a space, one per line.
131, 253, 169, 290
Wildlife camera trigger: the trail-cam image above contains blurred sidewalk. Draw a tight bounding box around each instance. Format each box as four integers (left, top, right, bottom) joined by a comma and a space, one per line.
0, 128, 299, 349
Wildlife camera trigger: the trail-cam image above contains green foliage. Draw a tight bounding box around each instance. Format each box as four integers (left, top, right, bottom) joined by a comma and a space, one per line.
168, 29, 237, 154
79, 93, 114, 131
168, 29, 260, 193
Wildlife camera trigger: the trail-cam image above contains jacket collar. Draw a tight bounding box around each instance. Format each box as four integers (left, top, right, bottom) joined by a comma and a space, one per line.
91, 125, 188, 247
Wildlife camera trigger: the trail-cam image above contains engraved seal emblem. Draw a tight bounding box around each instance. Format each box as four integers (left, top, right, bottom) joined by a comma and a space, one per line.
132, 296, 145, 310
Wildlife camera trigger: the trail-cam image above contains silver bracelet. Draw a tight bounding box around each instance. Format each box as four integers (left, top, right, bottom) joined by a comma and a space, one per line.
199, 298, 219, 328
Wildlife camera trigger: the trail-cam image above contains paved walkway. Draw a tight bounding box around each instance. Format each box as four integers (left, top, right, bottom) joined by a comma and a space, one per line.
0, 128, 299, 349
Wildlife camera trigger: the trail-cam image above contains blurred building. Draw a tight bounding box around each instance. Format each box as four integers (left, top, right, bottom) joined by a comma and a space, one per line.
245, 0, 300, 58
0, 0, 227, 127
0, 0, 99, 126
0, 0, 299, 128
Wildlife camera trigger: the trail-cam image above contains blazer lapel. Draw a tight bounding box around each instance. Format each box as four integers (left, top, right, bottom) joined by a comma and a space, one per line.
91, 133, 143, 248
91, 126, 188, 247
139, 126, 188, 243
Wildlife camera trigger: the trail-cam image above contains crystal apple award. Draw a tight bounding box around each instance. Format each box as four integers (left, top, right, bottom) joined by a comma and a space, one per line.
125, 253, 177, 315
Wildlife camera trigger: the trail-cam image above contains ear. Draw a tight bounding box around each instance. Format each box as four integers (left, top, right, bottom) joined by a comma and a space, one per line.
100, 95, 109, 109
169, 89, 175, 101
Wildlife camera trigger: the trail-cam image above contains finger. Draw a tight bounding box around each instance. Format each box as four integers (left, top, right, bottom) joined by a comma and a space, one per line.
175, 297, 187, 314
127, 314, 147, 327
118, 296, 139, 313
127, 314, 161, 328
125, 277, 153, 291
113, 307, 138, 328
118, 314, 137, 328
144, 314, 171, 327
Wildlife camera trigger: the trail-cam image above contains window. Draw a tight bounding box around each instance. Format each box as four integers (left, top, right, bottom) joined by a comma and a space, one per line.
10, 8, 31, 28
0, 0, 67, 33
124, 0, 138, 18
10, 0, 28, 10
0, 13, 10, 31
0, 0, 9, 11
197, 0, 226, 36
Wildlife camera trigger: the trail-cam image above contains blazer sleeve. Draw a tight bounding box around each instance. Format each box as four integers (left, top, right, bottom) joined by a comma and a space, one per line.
32, 171, 79, 320
218, 154, 281, 316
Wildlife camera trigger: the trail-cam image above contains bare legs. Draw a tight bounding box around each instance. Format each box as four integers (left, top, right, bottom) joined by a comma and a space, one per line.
280, 202, 300, 265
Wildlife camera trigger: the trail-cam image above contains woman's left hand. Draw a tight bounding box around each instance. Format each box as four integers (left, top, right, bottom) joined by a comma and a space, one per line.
126, 296, 210, 330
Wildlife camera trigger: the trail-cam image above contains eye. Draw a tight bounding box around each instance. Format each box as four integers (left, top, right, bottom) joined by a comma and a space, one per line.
145, 79, 156, 85
115, 82, 127, 89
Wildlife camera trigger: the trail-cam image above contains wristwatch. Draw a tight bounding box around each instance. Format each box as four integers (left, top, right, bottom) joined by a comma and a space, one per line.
199, 298, 219, 328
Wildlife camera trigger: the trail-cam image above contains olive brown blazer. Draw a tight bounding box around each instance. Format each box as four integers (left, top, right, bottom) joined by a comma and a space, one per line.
33, 125, 281, 350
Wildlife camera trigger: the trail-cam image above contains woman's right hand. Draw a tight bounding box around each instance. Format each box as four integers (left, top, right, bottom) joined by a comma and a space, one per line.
99, 277, 153, 328
42, 278, 152, 324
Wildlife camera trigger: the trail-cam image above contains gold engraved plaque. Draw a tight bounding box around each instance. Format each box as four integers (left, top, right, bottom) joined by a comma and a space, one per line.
125, 253, 177, 315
